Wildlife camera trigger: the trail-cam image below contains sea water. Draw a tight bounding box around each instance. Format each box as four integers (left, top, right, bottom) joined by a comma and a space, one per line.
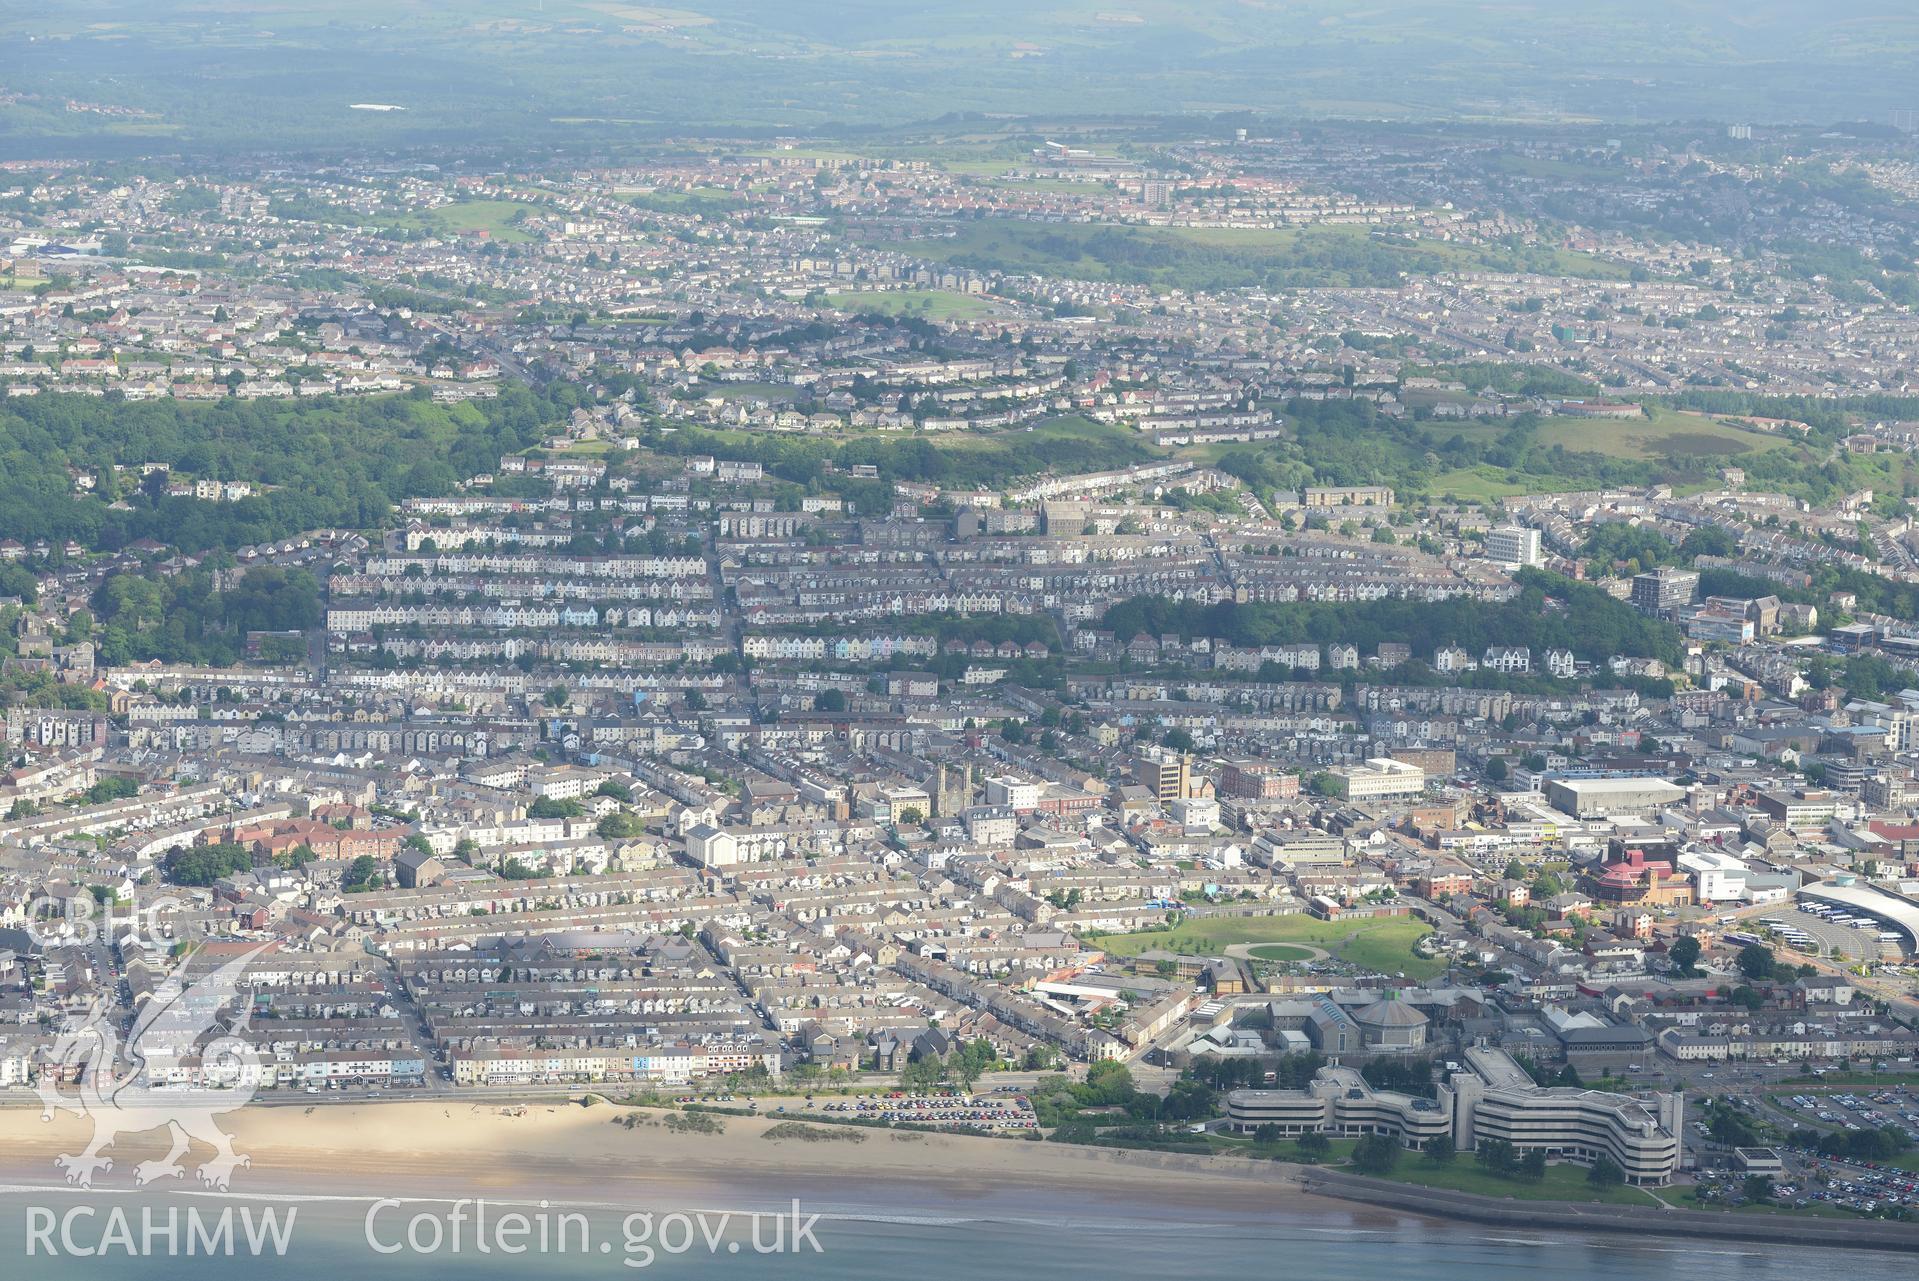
1, 1183, 1912, 1281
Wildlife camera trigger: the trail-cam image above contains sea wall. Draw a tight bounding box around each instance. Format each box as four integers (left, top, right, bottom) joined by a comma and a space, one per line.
1300, 1168, 1919, 1253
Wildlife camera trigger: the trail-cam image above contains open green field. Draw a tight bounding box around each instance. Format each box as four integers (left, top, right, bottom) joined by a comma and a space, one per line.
988, 177, 1120, 195
1534, 408, 1793, 461
1412, 420, 1510, 447
1428, 465, 1586, 503
1094, 914, 1440, 979
1487, 153, 1636, 183
1213, 1135, 1362, 1163
881, 221, 1631, 291
1377, 1161, 1662, 1206
928, 413, 1139, 454
391, 199, 542, 244
1172, 437, 1293, 466
1776, 1071, 1919, 1088
628, 185, 738, 204
823, 289, 1000, 320
697, 380, 802, 402
627, 188, 744, 216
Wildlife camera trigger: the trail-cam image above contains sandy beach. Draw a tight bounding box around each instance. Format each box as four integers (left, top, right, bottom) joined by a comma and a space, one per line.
8, 1103, 1919, 1263
0, 1100, 1365, 1224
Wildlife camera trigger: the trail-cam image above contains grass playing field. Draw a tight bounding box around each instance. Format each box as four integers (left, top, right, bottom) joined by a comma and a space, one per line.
1094, 915, 1440, 980
389, 199, 543, 244
823, 289, 1000, 320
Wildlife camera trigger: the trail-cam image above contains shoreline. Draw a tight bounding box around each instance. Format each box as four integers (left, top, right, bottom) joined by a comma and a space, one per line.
0, 1101, 1355, 1226
1300, 1168, 1919, 1255
4, 1101, 1916, 1254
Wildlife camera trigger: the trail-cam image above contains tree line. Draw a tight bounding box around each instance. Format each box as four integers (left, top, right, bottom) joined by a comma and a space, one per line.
0, 384, 575, 553
1102, 570, 1682, 668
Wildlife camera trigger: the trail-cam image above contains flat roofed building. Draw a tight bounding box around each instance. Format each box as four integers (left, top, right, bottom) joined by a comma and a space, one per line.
1755, 788, 1836, 828
1544, 776, 1684, 819
1132, 749, 1191, 805
1484, 525, 1542, 569
983, 775, 1040, 812
1219, 758, 1300, 800
1630, 566, 1699, 616
1226, 1065, 1452, 1148
1230, 1047, 1681, 1184
1303, 485, 1394, 508
1331, 757, 1425, 801
1453, 1047, 1682, 1185
1678, 848, 1754, 901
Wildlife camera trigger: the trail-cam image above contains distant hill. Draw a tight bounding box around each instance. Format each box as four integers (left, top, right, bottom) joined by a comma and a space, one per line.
4, 1, 1917, 154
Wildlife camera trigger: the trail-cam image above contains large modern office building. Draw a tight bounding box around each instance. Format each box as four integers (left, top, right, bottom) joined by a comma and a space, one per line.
1450, 1047, 1682, 1185
1225, 1065, 1453, 1149
1226, 1045, 1683, 1185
